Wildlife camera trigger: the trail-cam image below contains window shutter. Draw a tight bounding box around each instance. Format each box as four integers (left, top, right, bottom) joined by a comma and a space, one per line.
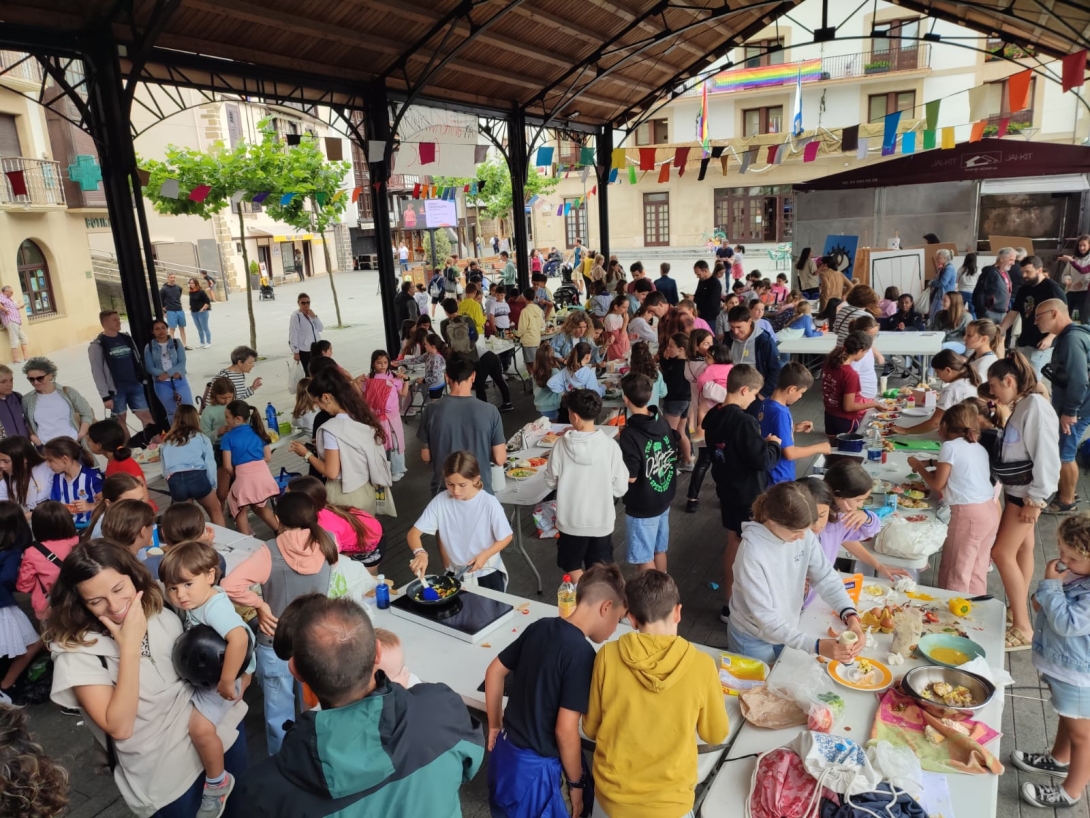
0, 115, 22, 158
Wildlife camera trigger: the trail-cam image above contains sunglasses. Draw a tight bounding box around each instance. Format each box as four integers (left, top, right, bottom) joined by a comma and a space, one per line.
299, 301, 311, 305
27, 375, 47, 383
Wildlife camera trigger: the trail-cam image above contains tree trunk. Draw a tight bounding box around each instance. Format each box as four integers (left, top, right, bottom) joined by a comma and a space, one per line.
319, 222, 343, 327
238, 209, 257, 350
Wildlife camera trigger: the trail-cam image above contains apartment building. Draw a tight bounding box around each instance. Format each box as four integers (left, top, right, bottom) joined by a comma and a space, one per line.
530, 0, 1088, 253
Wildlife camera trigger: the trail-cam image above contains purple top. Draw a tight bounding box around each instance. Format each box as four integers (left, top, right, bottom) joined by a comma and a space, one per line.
805, 509, 882, 607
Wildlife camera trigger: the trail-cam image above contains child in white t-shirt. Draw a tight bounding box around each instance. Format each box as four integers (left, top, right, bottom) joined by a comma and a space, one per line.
893, 349, 979, 437
908, 402, 999, 594
408, 451, 513, 591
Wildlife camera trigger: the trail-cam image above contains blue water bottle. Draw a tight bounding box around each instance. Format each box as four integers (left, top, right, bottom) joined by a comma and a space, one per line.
265, 402, 278, 432
375, 575, 390, 610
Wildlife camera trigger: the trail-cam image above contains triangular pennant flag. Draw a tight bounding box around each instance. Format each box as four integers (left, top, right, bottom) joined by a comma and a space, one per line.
136, 168, 151, 187
628, 165, 637, 185
478, 180, 487, 194
470, 181, 478, 196
1063, 50, 1087, 92
941, 127, 956, 149
590, 186, 596, 195
639, 148, 656, 171
857, 138, 869, 160
315, 192, 328, 206
611, 148, 627, 170
159, 178, 179, 199
902, 132, 916, 155
412, 183, 421, 198
580, 146, 596, 166
925, 100, 941, 131
608, 168, 618, 183
324, 137, 343, 161
230, 190, 246, 205
998, 117, 1011, 138
252, 191, 270, 203
462, 184, 469, 193
529, 194, 539, 206
563, 203, 571, 216
766, 145, 779, 165
968, 84, 1002, 121
710, 146, 725, 159
332, 190, 345, 202
841, 125, 859, 153
280, 193, 297, 205
1008, 70, 1032, 113
882, 111, 901, 156
774, 144, 787, 165
351, 187, 363, 203
430, 185, 438, 198
474, 145, 489, 164
739, 149, 754, 174
657, 162, 670, 183
580, 166, 590, 184
970, 121, 986, 142
5, 170, 26, 196
803, 140, 820, 162
188, 184, 212, 202
418, 142, 436, 165
923, 130, 936, 150
367, 141, 385, 162
698, 157, 710, 181
534, 146, 554, 166
673, 147, 690, 177
556, 203, 564, 216
720, 154, 729, 175
285, 134, 302, 146
575, 197, 583, 209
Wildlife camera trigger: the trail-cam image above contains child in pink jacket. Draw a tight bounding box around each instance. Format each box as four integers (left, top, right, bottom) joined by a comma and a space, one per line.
17, 501, 78, 621
694, 344, 733, 428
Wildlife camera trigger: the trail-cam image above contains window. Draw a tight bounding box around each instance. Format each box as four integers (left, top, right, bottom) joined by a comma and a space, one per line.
868, 91, 916, 123
744, 39, 784, 68
984, 76, 1036, 134
357, 184, 374, 219
743, 106, 783, 137
16, 240, 55, 317
635, 119, 669, 146
643, 193, 670, 247
0, 113, 20, 158
564, 197, 588, 249
871, 18, 920, 70
558, 140, 583, 165
985, 38, 1034, 62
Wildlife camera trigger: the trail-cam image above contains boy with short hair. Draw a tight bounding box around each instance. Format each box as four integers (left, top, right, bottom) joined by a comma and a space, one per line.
619, 373, 679, 572
485, 564, 628, 818
516, 286, 545, 365
657, 262, 679, 306
585, 570, 728, 818
544, 389, 629, 582
531, 272, 555, 320
759, 361, 832, 486
704, 364, 782, 621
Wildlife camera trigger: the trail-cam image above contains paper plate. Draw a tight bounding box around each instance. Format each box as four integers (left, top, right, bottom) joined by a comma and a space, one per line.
827, 657, 894, 692
901, 407, 931, 417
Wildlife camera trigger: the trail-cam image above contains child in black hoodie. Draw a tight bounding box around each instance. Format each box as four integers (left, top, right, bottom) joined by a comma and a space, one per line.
703, 364, 783, 621
619, 373, 680, 572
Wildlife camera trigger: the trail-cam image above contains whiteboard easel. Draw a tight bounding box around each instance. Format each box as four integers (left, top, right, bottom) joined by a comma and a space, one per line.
869, 250, 926, 309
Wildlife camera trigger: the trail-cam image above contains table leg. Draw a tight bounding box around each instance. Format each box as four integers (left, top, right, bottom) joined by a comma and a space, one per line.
512, 506, 543, 595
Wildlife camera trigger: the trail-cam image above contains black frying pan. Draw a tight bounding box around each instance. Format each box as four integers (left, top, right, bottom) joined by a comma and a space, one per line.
404, 573, 463, 607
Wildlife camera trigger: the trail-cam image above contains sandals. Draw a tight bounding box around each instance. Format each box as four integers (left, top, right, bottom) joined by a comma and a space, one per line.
1045, 500, 1078, 515
1005, 626, 1033, 651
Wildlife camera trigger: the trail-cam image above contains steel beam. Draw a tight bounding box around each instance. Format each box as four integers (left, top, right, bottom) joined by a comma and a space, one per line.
507, 105, 531, 293
363, 84, 401, 356
596, 125, 612, 264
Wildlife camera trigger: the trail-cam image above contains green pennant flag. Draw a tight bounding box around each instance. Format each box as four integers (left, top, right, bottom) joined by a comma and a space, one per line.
923, 130, 936, 150
580, 146, 595, 166
628, 165, 637, 185
315, 192, 328, 206
925, 100, 940, 131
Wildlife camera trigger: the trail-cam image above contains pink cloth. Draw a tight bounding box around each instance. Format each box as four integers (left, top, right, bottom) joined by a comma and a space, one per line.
696, 363, 732, 405
878, 299, 898, 318
225, 460, 279, 518
221, 528, 331, 608
0, 294, 21, 326
692, 317, 713, 333
16, 535, 78, 619
369, 373, 406, 452
318, 506, 382, 555
937, 500, 1000, 595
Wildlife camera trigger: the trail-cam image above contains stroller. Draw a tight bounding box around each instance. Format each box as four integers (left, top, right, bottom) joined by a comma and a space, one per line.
553, 282, 581, 309
258, 275, 275, 300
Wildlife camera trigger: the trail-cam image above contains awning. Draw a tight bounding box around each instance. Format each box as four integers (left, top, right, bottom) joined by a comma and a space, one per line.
794, 139, 1090, 191
980, 174, 1090, 195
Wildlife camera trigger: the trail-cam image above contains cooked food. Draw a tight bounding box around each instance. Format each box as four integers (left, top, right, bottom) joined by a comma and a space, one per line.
902, 489, 928, 500
897, 496, 928, 509
844, 658, 877, 685
875, 412, 900, 420
526, 456, 548, 467
413, 581, 457, 602
929, 647, 970, 666
921, 681, 976, 706
903, 480, 928, 493
904, 514, 929, 522
540, 433, 561, 446
507, 467, 537, 479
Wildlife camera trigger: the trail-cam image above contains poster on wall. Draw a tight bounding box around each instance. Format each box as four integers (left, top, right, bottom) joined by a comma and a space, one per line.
823, 235, 860, 280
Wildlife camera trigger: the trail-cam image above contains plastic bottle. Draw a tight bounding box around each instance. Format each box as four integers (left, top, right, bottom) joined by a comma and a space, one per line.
375, 575, 390, 610
265, 402, 278, 432
557, 574, 577, 618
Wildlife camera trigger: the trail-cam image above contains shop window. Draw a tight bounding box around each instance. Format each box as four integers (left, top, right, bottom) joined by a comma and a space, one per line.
564, 198, 588, 249
643, 193, 670, 247
635, 119, 669, 146
868, 90, 916, 123
743, 106, 783, 137
16, 239, 56, 317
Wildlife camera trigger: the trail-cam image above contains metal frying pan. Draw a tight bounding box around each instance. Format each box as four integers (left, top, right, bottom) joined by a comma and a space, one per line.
404, 572, 463, 607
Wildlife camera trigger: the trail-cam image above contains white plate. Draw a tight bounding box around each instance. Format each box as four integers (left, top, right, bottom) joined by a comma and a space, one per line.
901, 407, 931, 417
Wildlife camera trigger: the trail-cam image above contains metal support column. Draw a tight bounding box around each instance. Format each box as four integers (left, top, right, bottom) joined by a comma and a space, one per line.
506, 106, 530, 292
364, 84, 400, 355
596, 126, 612, 263
84, 39, 155, 349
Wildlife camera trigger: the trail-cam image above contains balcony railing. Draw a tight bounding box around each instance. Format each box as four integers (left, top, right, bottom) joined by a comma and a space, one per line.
685, 46, 930, 97
0, 51, 43, 84
0, 158, 65, 206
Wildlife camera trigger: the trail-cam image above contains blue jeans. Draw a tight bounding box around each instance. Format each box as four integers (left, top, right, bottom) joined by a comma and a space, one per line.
167, 469, 214, 502
152, 726, 247, 817
153, 377, 194, 424
1017, 345, 1053, 382
255, 642, 295, 755
191, 310, 211, 344
626, 511, 670, 565
726, 619, 783, 665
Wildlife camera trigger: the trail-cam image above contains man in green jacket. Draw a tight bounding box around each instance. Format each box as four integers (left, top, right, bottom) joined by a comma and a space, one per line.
243, 595, 484, 816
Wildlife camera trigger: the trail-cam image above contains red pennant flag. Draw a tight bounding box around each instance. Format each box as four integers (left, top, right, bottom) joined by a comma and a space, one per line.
803, 141, 820, 162
657, 162, 670, 183
673, 147, 690, 177
1063, 50, 1087, 92
5, 170, 26, 196
767, 145, 779, 165
970, 121, 986, 143
188, 184, 212, 202
639, 148, 656, 171
418, 142, 436, 164
463, 184, 470, 192
351, 186, 363, 203
412, 183, 421, 198
998, 118, 1010, 138
590, 186, 597, 196
1008, 70, 1032, 113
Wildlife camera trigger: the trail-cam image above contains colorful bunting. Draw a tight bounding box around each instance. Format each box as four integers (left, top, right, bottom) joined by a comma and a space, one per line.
710, 146, 725, 159
773, 144, 786, 165
611, 148, 627, 170
590, 186, 596, 196
332, 190, 345, 202
474, 145, 489, 164
881, 111, 901, 156
315, 192, 328, 206
856, 138, 869, 160
535, 147, 554, 166
941, 127, 956, 149
841, 125, 858, 153
430, 185, 438, 198
673, 147, 690, 177
803, 140, 820, 162
638, 148, 656, 171
968, 85, 1002, 121
901, 132, 916, 155
5, 170, 26, 196
628, 165, 637, 185
923, 130, 936, 150
698, 157, 710, 180
1008, 70, 1032, 113
230, 190, 246, 205
657, 162, 670, 183
1063, 50, 1087, 92
969, 121, 986, 143
925, 100, 941, 131
766, 145, 779, 165
418, 142, 436, 165
136, 168, 151, 187
720, 154, 729, 175
556, 203, 564, 216
351, 187, 363, 203
739, 149, 754, 174
580, 147, 596, 166
470, 181, 478, 196
412, 183, 421, 198
580, 166, 590, 184
188, 184, 212, 202
280, 193, 297, 205
608, 169, 618, 183
252, 192, 270, 203
324, 137, 343, 161
159, 178, 179, 199
998, 118, 1010, 138
478, 180, 487, 195
563, 203, 571, 216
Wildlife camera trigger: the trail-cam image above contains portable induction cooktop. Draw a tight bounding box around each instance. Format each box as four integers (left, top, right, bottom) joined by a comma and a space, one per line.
388, 591, 515, 643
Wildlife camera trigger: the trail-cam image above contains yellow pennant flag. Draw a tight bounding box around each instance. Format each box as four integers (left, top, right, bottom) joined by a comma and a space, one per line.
941, 127, 956, 149
611, 148, 627, 170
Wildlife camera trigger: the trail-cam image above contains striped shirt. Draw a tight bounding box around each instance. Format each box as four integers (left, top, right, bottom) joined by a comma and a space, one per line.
0, 294, 21, 326
51, 466, 103, 528
216, 369, 252, 401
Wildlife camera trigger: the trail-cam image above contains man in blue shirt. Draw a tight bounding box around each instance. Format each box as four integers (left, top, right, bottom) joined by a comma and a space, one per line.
928, 249, 957, 320
88, 310, 153, 436
757, 362, 831, 484
656, 262, 679, 306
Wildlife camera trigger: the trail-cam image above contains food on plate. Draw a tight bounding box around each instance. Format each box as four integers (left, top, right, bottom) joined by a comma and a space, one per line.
843, 658, 877, 685
901, 487, 929, 499
540, 433, 561, 446
929, 647, 971, 666
526, 456, 548, 467
903, 514, 929, 522
897, 496, 928, 509
507, 467, 537, 479
871, 480, 895, 494
875, 412, 901, 420
924, 719, 971, 744
921, 681, 977, 707
903, 480, 928, 492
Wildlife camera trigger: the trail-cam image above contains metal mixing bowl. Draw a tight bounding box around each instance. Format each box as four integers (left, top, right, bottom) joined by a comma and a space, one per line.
902, 665, 995, 718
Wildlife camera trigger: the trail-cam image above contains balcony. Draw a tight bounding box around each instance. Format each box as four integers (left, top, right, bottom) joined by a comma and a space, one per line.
687, 46, 930, 97
0, 51, 43, 88
0, 158, 65, 206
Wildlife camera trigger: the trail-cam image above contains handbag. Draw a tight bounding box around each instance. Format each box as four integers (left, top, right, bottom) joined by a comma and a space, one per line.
991, 457, 1035, 486
374, 485, 397, 517
387, 430, 406, 476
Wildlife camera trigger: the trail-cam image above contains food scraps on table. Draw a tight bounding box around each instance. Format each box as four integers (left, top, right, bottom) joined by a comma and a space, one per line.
921, 681, 977, 707
906, 591, 936, 601
861, 605, 900, 633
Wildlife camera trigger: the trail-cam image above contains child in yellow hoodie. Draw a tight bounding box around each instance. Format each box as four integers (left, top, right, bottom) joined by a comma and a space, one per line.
584, 570, 729, 818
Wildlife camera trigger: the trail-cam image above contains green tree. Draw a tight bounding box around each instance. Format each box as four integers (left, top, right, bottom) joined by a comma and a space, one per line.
435, 153, 558, 234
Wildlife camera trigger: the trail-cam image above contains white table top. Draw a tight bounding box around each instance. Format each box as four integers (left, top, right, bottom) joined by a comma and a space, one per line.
210, 524, 265, 574
777, 331, 946, 356
700, 578, 1005, 818
495, 424, 620, 507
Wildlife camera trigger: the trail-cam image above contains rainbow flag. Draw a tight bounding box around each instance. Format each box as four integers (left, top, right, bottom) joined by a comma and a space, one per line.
707, 58, 823, 94
697, 81, 710, 157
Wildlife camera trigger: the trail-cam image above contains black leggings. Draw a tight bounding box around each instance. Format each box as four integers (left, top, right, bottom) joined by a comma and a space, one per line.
686, 445, 713, 500
474, 351, 511, 404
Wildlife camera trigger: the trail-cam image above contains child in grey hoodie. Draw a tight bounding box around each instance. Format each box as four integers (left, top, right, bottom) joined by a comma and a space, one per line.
728, 482, 863, 665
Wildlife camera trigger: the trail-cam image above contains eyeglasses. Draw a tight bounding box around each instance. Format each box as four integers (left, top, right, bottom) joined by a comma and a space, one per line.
299, 301, 310, 306
27, 375, 47, 383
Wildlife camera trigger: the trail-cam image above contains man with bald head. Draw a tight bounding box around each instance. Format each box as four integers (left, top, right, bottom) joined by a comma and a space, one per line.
1036, 298, 1090, 512
1002, 255, 1066, 381
244, 595, 484, 816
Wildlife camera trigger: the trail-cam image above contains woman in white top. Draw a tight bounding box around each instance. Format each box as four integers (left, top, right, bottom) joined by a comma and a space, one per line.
21, 356, 92, 446
1058, 234, 1090, 321
0, 436, 53, 511
289, 367, 390, 513
956, 252, 980, 306
964, 317, 1002, 382
892, 349, 980, 437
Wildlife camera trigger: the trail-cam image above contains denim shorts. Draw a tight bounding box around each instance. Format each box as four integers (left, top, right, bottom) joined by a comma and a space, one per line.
110, 382, 149, 414
1057, 413, 1090, 463
167, 469, 214, 502
165, 309, 187, 329
661, 399, 690, 418
1043, 674, 1090, 719
726, 619, 783, 665
625, 511, 670, 565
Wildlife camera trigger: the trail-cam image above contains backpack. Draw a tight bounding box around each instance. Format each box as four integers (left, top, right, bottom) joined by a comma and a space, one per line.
31, 542, 60, 595
428, 275, 444, 298
446, 316, 474, 354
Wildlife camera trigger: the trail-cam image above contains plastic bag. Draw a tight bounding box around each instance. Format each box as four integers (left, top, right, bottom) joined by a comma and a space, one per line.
766, 651, 844, 733
873, 514, 946, 559
719, 651, 769, 695
286, 360, 304, 394
867, 740, 923, 798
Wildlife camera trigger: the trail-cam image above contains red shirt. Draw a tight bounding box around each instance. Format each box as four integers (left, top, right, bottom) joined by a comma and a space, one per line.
105, 457, 159, 511
822, 361, 865, 421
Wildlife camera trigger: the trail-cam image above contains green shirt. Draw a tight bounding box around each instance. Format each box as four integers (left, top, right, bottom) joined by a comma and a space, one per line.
503, 260, 517, 285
